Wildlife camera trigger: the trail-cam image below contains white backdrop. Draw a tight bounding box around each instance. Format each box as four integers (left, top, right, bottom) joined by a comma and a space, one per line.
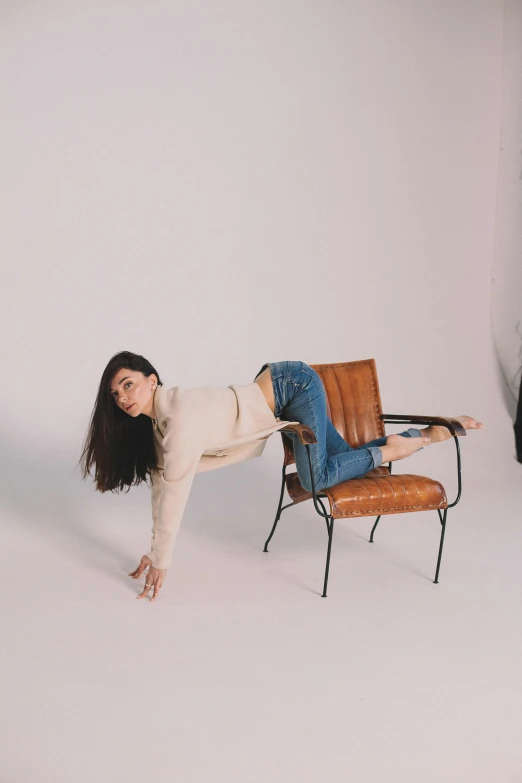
1, 1, 511, 484
492, 0, 522, 409
2, 2, 520, 782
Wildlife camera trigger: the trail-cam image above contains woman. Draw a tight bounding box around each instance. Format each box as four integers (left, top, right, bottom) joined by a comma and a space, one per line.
80, 352, 483, 603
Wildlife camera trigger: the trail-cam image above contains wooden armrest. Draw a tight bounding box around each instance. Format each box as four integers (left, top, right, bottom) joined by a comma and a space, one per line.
381, 414, 466, 437
280, 423, 317, 445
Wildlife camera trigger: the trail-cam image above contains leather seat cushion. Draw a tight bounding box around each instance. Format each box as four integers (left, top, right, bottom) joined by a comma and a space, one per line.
285, 468, 447, 515
286, 467, 389, 505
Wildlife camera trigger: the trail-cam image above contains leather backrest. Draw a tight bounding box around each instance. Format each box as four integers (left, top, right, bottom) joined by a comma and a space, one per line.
282, 359, 385, 466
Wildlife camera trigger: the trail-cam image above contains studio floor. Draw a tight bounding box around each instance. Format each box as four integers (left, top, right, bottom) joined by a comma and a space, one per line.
3, 440, 522, 783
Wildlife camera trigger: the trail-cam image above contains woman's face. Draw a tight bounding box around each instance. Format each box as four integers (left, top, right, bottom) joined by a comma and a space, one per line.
110, 369, 157, 417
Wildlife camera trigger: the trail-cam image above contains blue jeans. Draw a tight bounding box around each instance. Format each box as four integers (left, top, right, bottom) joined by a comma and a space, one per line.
254, 361, 422, 493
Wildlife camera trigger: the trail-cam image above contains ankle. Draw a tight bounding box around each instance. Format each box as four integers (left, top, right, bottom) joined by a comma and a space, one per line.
379, 444, 394, 462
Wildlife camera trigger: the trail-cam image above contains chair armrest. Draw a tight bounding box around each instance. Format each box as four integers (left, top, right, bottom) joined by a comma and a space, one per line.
382, 413, 464, 507
280, 425, 327, 518
280, 424, 317, 445
381, 414, 466, 438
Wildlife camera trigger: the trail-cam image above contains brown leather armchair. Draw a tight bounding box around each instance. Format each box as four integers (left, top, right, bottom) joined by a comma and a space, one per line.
263, 359, 466, 597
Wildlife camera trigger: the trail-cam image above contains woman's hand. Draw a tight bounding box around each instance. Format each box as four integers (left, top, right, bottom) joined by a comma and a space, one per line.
128, 555, 167, 603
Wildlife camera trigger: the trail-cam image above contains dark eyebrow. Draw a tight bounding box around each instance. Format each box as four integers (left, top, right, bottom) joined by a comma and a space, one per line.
110, 376, 132, 395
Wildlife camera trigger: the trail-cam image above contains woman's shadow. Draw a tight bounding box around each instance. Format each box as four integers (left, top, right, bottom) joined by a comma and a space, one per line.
0, 428, 150, 586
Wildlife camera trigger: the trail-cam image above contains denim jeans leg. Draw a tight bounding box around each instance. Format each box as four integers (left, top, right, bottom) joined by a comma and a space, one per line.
325, 418, 354, 455
262, 362, 377, 491
259, 362, 425, 492
355, 427, 424, 468
362, 428, 422, 449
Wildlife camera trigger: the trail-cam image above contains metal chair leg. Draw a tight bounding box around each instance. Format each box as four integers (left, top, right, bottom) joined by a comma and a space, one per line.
322, 517, 335, 597
264, 467, 286, 552
433, 507, 448, 584
369, 515, 381, 543
315, 497, 330, 534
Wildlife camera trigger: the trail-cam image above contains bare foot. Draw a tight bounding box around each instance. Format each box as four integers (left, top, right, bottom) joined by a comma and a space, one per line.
379, 433, 431, 463
425, 416, 485, 443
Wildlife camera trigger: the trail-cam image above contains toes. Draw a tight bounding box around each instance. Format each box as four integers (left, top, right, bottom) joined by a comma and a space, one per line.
458, 417, 484, 430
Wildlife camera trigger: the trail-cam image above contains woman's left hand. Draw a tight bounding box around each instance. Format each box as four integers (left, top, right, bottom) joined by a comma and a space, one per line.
128, 555, 167, 603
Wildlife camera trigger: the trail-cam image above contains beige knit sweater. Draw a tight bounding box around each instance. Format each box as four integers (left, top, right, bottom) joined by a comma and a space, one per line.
145, 382, 297, 569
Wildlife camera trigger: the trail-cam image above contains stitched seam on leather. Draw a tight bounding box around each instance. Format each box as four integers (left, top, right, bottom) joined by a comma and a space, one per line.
380, 474, 395, 503
412, 475, 421, 507
316, 362, 365, 369
347, 370, 360, 447
376, 475, 384, 506
397, 474, 408, 504
334, 367, 348, 444
366, 477, 376, 502
332, 503, 446, 514
369, 360, 385, 438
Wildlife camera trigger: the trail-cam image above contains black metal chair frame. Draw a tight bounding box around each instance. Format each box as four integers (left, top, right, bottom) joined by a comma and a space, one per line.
263, 414, 464, 597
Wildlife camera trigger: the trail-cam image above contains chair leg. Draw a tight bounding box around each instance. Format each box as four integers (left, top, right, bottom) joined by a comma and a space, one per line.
316, 497, 330, 535
263, 467, 286, 552
322, 517, 335, 597
433, 507, 448, 584
369, 515, 381, 543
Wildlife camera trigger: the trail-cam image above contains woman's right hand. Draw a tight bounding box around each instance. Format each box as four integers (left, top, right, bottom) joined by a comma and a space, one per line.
128, 554, 153, 580
128, 555, 167, 602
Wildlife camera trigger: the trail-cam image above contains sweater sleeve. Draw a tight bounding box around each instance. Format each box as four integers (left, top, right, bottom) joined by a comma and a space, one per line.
148, 468, 163, 545
145, 414, 204, 570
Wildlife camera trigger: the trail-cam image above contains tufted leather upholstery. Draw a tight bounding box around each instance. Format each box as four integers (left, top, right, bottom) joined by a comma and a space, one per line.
281, 359, 448, 517
322, 472, 447, 517
285, 466, 391, 505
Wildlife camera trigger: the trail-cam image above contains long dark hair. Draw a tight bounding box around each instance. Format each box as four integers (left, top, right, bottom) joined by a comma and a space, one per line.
79, 351, 163, 493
